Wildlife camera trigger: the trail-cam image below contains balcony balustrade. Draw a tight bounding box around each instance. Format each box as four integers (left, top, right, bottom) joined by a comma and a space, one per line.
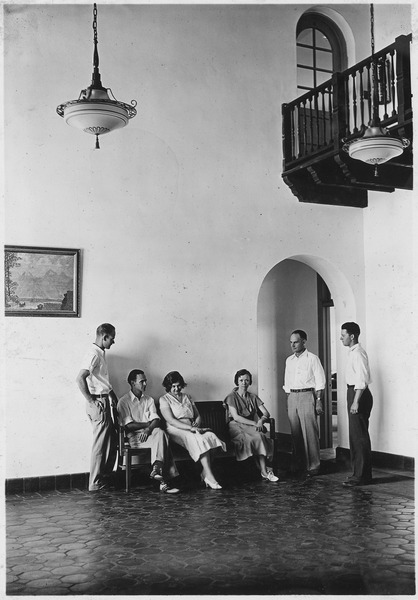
282, 34, 412, 207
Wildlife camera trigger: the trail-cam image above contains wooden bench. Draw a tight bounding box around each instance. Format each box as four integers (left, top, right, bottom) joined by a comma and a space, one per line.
116, 400, 277, 491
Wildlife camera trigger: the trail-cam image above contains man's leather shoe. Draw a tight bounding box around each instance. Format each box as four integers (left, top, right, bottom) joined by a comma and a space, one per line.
306, 470, 320, 478
342, 478, 372, 487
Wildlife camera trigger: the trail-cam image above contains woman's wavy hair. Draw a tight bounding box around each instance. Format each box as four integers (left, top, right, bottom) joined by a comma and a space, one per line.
162, 371, 187, 392
234, 369, 252, 386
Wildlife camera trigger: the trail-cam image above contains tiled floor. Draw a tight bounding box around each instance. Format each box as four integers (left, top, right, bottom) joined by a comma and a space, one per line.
6, 460, 415, 596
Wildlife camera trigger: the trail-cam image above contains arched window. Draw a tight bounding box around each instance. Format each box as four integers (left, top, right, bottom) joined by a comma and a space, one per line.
296, 13, 347, 93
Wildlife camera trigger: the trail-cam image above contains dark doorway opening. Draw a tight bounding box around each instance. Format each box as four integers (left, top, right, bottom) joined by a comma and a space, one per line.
317, 275, 337, 452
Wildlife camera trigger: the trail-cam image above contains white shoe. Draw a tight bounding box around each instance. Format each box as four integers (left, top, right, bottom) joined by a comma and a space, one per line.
262, 469, 279, 483
203, 477, 222, 490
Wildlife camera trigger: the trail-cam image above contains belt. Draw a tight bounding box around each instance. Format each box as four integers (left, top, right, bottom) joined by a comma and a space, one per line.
91, 393, 109, 399
347, 385, 355, 388
290, 388, 314, 393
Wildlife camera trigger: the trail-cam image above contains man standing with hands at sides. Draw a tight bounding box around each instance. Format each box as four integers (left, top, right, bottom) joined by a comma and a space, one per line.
284, 329, 326, 478
76, 323, 118, 492
340, 322, 373, 487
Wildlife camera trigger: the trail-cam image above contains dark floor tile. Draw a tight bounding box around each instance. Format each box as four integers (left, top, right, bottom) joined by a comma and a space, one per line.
23, 477, 40, 493
6, 478, 24, 495
5, 464, 415, 596
55, 474, 71, 490
70, 472, 88, 490
39, 476, 56, 492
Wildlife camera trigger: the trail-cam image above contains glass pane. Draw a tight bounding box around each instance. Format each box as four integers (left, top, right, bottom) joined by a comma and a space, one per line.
316, 49, 333, 71
297, 45, 313, 68
297, 67, 313, 90
297, 28, 313, 46
316, 70, 332, 86
315, 29, 331, 50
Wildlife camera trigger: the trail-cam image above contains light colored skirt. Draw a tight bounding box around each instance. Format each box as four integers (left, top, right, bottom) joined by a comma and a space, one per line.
228, 421, 273, 462
166, 424, 226, 462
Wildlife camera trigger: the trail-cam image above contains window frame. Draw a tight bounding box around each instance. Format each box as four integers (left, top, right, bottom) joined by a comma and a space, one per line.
296, 13, 347, 94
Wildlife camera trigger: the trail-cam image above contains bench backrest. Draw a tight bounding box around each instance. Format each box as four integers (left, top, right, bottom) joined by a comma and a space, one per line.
195, 400, 229, 443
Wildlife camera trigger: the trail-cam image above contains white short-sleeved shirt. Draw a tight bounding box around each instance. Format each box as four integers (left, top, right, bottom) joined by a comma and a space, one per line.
117, 391, 159, 427
283, 349, 326, 393
80, 344, 112, 394
345, 343, 372, 389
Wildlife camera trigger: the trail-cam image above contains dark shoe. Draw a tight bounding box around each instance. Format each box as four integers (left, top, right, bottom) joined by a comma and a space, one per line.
343, 477, 372, 487
89, 483, 112, 492
306, 470, 320, 478
160, 481, 180, 494
150, 464, 163, 481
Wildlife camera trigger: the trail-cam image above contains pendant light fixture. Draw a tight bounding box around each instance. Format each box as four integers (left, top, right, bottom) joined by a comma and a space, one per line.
57, 3, 137, 149
343, 4, 409, 176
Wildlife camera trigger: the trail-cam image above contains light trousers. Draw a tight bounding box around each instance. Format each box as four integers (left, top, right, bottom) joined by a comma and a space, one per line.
86, 399, 117, 491
128, 428, 179, 480
287, 391, 320, 473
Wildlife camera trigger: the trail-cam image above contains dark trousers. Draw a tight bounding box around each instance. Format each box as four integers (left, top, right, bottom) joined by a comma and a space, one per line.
347, 385, 373, 482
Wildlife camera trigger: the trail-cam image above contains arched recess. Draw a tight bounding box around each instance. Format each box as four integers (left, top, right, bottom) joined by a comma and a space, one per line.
257, 255, 356, 451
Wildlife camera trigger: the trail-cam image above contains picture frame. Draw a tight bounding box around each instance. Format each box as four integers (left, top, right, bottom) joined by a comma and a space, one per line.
5, 245, 81, 317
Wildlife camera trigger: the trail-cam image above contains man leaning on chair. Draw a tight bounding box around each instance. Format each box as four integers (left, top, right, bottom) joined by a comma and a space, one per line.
117, 369, 180, 494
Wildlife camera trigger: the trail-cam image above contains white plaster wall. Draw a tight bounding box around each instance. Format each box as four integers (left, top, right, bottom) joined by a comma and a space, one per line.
363, 190, 417, 457
3, 4, 414, 478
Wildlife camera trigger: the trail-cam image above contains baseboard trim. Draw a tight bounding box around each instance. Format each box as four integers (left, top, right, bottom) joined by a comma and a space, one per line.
5, 447, 414, 494
5, 472, 90, 495
336, 447, 415, 472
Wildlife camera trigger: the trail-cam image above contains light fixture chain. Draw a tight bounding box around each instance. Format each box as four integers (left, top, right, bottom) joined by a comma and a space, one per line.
93, 3, 98, 45
92, 3, 100, 73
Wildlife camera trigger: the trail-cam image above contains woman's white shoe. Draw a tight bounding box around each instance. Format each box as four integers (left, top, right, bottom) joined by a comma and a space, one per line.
203, 477, 222, 490
261, 470, 279, 483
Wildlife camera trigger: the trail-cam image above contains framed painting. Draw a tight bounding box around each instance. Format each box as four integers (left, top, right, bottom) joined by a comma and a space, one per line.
5, 245, 81, 317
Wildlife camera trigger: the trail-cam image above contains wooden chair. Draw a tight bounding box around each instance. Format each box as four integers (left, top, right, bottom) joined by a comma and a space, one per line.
116, 423, 150, 492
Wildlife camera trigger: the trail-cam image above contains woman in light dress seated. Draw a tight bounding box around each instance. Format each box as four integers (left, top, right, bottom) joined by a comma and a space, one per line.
224, 369, 279, 483
159, 371, 226, 489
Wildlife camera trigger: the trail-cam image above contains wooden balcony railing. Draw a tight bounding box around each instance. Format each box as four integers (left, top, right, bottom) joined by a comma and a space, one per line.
282, 34, 412, 169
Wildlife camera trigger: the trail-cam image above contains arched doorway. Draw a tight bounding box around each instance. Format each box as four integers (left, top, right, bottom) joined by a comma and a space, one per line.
257, 256, 356, 455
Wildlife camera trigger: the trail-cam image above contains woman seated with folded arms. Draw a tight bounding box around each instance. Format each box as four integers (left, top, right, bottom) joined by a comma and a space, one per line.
159, 371, 226, 490
224, 369, 279, 482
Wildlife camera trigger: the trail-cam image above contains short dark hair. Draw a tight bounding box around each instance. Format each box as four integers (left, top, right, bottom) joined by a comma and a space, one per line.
234, 369, 252, 386
128, 369, 145, 385
162, 371, 187, 392
96, 323, 115, 336
291, 329, 307, 341
341, 322, 360, 337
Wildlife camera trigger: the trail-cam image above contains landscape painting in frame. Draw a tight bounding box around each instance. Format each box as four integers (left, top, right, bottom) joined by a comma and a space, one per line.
5, 246, 81, 317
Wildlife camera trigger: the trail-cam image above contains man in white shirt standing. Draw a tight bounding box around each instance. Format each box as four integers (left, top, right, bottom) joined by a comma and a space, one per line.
340, 322, 373, 487
76, 323, 118, 492
284, 330, 326, 477
118, 369, 179, 494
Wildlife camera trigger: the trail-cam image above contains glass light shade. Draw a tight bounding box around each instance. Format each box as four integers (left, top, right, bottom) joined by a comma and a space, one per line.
347, 126, 406, 165
62, 101, 130, 136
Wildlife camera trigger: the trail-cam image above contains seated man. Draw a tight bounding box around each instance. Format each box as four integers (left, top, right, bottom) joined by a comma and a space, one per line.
117, 369, 180, 494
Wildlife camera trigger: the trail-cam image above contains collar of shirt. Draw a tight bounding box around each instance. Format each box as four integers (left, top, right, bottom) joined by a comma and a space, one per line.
289, 349, 309, 360
349, 343, 360, 353
93, 343, 105, 356
129, 390, 144, 403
